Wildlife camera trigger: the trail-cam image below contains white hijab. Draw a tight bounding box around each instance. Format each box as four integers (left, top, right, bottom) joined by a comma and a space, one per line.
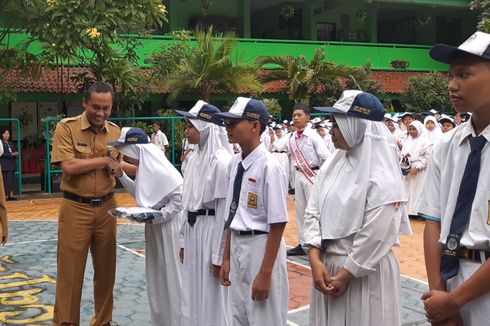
401, 120, 431, 158
182, 118, 233, 211
424, 115, 443, 144
118, 143, 183, 208
318, 114, 410, 240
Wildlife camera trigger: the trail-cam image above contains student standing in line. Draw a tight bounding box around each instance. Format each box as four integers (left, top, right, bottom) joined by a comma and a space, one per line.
287, 103, 330, 256
304, 90, 411, 326
217, 97, 289, 325
111, 127, 184, 326
177, 100, 233, 326
420, 31, 490, 326
151, 121, 170, 155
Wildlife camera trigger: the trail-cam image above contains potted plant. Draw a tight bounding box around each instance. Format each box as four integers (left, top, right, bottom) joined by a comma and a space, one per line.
390, 59, 409, 69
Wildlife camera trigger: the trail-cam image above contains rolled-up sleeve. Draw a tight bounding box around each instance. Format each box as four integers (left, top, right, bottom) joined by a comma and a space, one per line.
303, 181, 322, 251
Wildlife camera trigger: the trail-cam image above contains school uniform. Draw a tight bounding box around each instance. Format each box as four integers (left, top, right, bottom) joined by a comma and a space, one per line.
225, 143, 289, 326
288, 127, 330, 245
401, 121, 433, 216
270, 134, 289, 193
151, 129, 169, 153
177, 101, 233, 326
113, 130, 184, 326
306, 91, 412, 326
419, 119, 490, 325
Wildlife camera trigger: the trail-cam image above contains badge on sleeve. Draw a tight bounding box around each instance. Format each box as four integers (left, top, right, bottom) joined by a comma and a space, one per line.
247, 192, 257, 209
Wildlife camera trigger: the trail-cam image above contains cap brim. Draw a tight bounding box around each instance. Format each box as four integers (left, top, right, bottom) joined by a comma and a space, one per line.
214, 112, 244, 120
313, 106, 343, 114
175, 110, 197, 119
107, 140, 125, 147
430, 44, 478, 64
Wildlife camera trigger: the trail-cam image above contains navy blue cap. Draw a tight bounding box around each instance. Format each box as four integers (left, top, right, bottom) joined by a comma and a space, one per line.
430, 31, 490, 64
314, 90, 386, 121
108, 127, 150, 146
213, 97, 270, 125
176, 100, 224, 126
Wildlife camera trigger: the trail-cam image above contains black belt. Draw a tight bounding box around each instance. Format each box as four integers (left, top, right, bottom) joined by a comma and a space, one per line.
460, 247, 490, 262
187, 209, 215, 226
233, 229, 268, 236
272, 151, 287, 153
296, 166, 319, 171
63, 191, 114, 206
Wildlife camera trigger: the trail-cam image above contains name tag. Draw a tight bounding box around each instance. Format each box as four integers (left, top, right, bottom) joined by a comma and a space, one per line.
247, 192, 257, 209
76, 142, 88, 147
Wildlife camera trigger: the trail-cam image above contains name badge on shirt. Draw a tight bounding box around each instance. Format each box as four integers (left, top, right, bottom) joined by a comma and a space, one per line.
247, 192, 257, 209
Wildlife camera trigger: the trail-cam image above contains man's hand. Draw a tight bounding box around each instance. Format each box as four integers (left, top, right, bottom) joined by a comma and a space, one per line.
106, 157, 122, 177
251, 271, 271, 301
1, 235, 7, 246
421, 290, 461, 323
219, 258, 231, 286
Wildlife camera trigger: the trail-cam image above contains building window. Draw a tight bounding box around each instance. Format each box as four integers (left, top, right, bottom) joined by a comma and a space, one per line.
378, 17, 416, 44
317, 22, 336, 41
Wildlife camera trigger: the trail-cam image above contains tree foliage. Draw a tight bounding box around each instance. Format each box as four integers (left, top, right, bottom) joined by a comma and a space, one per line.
160, 27, 263, 103
0, 0, 167, 113
256, 48, 371, 105
471, 0, 490, 32
401, 72, 452, 113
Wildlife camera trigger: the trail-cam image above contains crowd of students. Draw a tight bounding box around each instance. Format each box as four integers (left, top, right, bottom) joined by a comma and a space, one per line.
45, 30, 490, 326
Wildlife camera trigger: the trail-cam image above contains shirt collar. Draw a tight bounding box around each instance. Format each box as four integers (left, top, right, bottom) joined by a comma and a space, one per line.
296, 127, 314, 138
240, 143, 266, 170
81, 112, 108, 132
457, 118, 490, 146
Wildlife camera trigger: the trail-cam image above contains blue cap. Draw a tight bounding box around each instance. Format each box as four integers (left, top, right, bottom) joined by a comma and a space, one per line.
430, 31, 490, 64
213, 97, 270, 125
176, 100, 224, 126
108, 127, 150, 146
314, 90, 386, 121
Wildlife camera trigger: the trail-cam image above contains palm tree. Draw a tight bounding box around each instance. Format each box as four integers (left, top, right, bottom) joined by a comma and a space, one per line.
165, 27, 263, 103
256, 47, 359, 105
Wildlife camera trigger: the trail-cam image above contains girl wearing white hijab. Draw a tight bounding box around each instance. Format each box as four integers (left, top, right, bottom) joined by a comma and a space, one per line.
424, 115, 443, 145
112, 127, 184, 326
306, 91, 411, 326
401, 120, 433, 217
176, 101, 233, 326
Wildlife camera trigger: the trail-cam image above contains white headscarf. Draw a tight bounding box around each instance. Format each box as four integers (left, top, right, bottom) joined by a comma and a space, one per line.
423, 115, 443, 144
182, 118, 233, 211
401, 120, 431, 158
318, 114, 410, 240
118, 143, 183, 208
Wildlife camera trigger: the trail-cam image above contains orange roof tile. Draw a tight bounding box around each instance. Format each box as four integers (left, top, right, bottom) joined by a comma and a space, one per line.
3, 67, 425, 95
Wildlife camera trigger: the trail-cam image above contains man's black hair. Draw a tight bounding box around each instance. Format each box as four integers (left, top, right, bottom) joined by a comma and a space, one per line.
293, 103, 310, 116
259, 122, 266, 134
84, 81, 115, 102
152, 120, 161, 126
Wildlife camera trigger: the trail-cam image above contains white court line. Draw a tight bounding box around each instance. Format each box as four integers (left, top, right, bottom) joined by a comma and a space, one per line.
117, 244, 145, 258
287, 321, 300, 326
3, 238, 57, 246
401, 274, 428, 285
288, 304, 310, 314
287, 258, 311, 270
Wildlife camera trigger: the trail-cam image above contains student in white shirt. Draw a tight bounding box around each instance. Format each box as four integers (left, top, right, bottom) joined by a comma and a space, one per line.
151, 121, 169, 154
180, 137, 195, 175
439, 116, 456, 133
111, 127, 184, 326
270, 125, 289, 190
176, 101, 233, 326
420, 31, 490, 326
216, 97, 289, 326
424, 115, 443, 145
287, 103, 331, 256
305, 90, 411, 326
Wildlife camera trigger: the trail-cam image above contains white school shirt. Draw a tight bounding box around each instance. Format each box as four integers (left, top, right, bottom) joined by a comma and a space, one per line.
418, 120, 490, 250
288, 127, 330, 168
225, 143, 288, 232
151, 130, 169, 153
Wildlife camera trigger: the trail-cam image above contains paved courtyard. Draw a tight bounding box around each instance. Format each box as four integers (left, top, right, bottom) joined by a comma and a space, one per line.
1, 194, 430, 325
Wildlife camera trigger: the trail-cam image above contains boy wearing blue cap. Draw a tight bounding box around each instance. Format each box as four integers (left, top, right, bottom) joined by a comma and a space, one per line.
420, 31, 490, 325
217, 97, 289, 325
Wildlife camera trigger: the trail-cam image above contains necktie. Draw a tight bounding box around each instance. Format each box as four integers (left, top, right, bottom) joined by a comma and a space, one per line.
297, 130, 303, 138
224, 162, 245, 229
440, 135, 487, 281
187, 211, 198, 227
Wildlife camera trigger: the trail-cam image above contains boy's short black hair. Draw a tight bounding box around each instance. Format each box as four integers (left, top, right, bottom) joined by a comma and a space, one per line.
84, 81, 115, 102
293, 103, 310, 116
259, 123, 266, 134
152, 120, 161, 126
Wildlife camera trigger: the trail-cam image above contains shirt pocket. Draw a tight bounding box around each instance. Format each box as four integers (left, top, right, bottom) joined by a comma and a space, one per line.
74, 144, 92, 159
245, 183, 262, 210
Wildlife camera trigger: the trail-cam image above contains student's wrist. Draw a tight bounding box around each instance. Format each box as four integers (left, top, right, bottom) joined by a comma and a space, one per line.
258, 268, 272, 276
448, 286, 468, 311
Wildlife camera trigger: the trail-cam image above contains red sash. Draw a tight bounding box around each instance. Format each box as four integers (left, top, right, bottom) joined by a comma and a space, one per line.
289, 134, 316, 184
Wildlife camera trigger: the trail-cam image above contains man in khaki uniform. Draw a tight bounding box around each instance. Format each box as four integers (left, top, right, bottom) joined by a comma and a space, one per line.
0, 171, 7, 246
51, 82, 122, 326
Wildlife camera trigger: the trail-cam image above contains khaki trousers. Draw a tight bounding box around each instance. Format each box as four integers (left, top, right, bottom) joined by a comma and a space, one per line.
53, 197, 117, 326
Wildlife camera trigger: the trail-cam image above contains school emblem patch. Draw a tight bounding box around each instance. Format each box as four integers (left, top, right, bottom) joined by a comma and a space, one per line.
247, 192, 257, 209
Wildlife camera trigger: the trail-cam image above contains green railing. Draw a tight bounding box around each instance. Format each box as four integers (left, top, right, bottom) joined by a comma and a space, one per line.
0, 118, 22, 195
44, 116, 185, 193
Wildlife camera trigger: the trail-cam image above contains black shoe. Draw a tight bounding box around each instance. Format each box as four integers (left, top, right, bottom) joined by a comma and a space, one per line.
7, 196, 17, 201
287, 244, 306, 256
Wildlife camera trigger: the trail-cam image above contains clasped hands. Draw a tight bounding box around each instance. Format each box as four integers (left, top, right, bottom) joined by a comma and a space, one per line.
311, 260, 354, 298
104, 157, 122, 177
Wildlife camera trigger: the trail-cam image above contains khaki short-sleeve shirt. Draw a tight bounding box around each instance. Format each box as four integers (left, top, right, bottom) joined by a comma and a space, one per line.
51, 113, 120, 197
